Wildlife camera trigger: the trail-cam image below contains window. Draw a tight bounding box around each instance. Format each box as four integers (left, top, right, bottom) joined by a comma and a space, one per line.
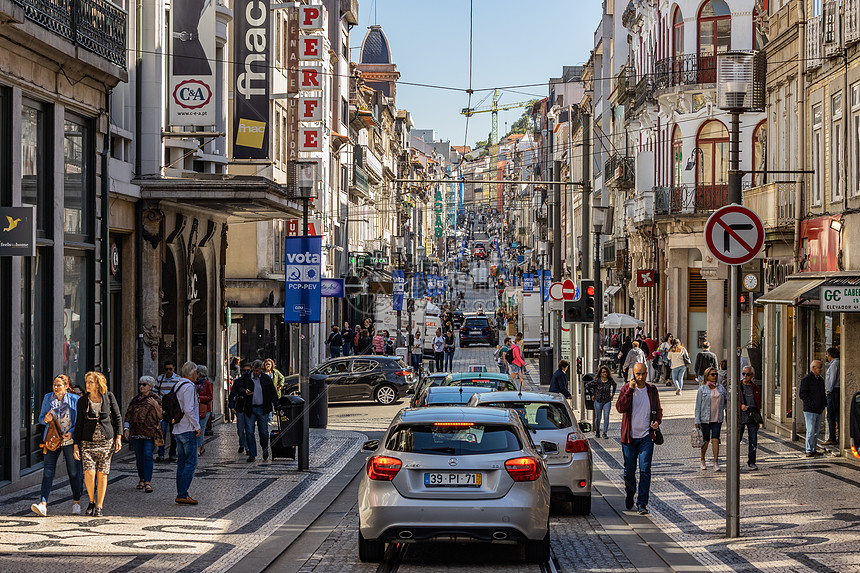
696, 120, 730, 209
352, 359, 377, 373
673, 7, 684, 58
812, 103, 823, 206
812, 0, 822, 17
698, 0, 731, 83
63, 253, 91, 390
832, 93, 844, 202
671, 125, 683, 186
64, 115, 93, 238
752, 121, 767, 187
851, 84, 860, 196
341, 97, 349, 128
384, 424, 523, 455
21, 100, 51, 235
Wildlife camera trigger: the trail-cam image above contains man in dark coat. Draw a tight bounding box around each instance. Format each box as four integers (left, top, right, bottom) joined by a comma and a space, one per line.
234, 359, 278, 462
694, 342, 719, 385
548, 360, 571, 399
799, 360, 826, 457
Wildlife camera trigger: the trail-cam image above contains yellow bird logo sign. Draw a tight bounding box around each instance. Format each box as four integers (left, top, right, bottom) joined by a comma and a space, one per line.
3, 216, 21, 232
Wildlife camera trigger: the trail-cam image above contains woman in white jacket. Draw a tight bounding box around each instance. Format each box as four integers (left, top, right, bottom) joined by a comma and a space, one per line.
622, 341, 647, 381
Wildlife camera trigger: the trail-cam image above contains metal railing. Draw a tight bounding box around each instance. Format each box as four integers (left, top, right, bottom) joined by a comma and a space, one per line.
628, 74, 655, 115
653, 53, 717, 89
605, 154, 634, 187
807, 15, 823, 70
654, 184, 728, 215
12, 0, 127, 69
742, 182, 795, 229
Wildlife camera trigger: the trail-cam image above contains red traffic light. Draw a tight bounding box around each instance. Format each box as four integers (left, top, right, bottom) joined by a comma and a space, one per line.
740, 295, 746, 303
585, 286, 595, 296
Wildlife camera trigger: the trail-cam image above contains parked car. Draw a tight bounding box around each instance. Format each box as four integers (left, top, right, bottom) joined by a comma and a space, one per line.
282, 356, 413, 405
415, 385, 495, 407
467, 391, 593, 514
459, 313, 497, 347
358, 406, 551, 563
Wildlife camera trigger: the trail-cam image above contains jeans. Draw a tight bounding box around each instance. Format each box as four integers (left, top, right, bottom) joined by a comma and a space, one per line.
236, 412, 247, 450
330, 345, 342, 358
738, 421, 759, 465
412, 353, 422, 372
434, 351, 444, 372
197, 412, 211, 449
671, 366, 686, 391
40, 443, 82, 503
158, 420, 176, 458
622, 436, 654, 509
130, 438, 155, 482
826, 392, 840, 442
342, 341, 351, 356
804, 411, 822, 453
444, 350, 454, 371
244, 406, 270, 457
174, 431, 198, 498
593, 401, 611, 435
498, 362, 508, 374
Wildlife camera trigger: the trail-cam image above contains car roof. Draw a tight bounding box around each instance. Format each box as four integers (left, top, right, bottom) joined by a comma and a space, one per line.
469, 390, 566, 404
398, 405, 516, 424
448, 372, 509, 381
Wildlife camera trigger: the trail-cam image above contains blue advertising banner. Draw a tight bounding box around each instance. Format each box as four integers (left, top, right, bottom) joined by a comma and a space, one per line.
283, 235, 322, 323
524, 273, 533, 292
320, 278, 344, 298
542, 270, 550, 302
393, 270, 404, 311
412, 272, 420, 298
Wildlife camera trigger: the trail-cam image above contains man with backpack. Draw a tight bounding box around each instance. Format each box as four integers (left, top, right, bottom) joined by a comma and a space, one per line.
168, 362, 201, 505
155, 361, 180, 462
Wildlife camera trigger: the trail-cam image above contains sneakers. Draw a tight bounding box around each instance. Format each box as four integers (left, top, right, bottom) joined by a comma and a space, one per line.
747, 463, 759, 471
30, 501, 47, 517
238, 447, 245, 454
714, 461, 722, 472
821, 440, 836, 446
175, 496, 198, 505
246, 455, 256, 463
92, 507, 103, 517
637, 505, 649, 515
805, 451, 822, 457
675, 389, 680, 395
602, 433, 609, 439
71, 502, 81, 515
700, 460, 707, 471
625, 490, 634, 510
155, 455, 165, 463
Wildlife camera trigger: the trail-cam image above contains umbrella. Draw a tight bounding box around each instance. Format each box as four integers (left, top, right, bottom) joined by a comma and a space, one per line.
600, 313, 645, 329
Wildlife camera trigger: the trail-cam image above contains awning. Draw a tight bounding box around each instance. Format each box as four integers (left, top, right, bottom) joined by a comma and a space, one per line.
757, 278, 826, 305
605, 285, 622, 296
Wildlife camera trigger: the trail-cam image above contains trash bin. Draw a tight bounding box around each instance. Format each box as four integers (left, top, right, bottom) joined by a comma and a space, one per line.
276, 395, 304, 447
582, 374, 595, 411
538, 346, 554, 385
308, 376, 328, 429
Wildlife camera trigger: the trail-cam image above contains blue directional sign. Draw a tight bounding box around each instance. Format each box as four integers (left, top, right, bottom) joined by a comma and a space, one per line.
393, 270, 404, 311
284, 235, 322, 323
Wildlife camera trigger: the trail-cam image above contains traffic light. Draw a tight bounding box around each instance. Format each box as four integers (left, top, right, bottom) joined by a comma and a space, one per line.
576, 357, 583, 375
563, 280, 595, 323
739, 294, 748, 312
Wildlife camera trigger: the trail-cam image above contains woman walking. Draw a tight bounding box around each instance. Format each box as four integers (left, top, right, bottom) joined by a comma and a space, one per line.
432, 328, 445, 372
622, 341, 647, 381
509, 334, 526, 390
586, 366, 617, 439
326, 326, 343, 358
195, 366, 213, 455
444, 329, 456, 371
667, 339, 689, 395
262, 359, 285, 397
695, 366, 727, 471
123, 376, 162, 493
73, 371, 122, 517
411, 329, 423, 373
31, 374, 83, 517
342, 322, 353, 356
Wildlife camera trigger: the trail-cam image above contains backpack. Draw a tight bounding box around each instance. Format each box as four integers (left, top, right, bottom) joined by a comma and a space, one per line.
505, 346, 516, 364
162, 381, 191, 425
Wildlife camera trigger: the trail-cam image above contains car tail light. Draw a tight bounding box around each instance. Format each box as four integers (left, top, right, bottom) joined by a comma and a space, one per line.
482, 327, 490, 334
367, 456, 402, 481
433, 421, 475, 427
505, 457, 542, 482
394, 370, 410, 377
566, 433, 590, 453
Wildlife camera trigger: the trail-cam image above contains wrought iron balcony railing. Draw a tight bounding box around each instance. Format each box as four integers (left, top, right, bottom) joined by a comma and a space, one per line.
654, 184, 728, 215
12, 0, 127, 69
605, 154, 634, 188
653, 54, 717, 90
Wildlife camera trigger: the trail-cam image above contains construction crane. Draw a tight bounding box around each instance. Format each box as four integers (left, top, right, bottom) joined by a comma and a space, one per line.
461, 89, 537, 211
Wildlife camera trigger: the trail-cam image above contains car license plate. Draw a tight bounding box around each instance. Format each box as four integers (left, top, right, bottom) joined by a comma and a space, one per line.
424, 472, 482, 487
471, 330, 481, 335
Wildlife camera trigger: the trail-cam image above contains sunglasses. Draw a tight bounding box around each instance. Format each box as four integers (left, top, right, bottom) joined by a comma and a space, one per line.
743, 372, 753, 376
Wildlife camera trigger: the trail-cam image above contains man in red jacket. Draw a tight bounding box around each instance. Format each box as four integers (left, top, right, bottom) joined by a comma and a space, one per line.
616, 363, 663, 515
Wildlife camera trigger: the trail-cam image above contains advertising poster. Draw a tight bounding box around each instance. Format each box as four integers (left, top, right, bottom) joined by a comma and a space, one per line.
170, 0, 216, 125
393, 270, 405, 311
283, 235, 321, 323
233, 0, 270, 160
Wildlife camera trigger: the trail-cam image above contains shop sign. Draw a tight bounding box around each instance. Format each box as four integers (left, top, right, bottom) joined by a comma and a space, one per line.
285, 218, 321, 236
0, 206, 35, 257
109, 243, 119, 275
820, 286, 860, 312
232, 0, 270, 160
321, 278, 344, 298
169, 0, 216, 125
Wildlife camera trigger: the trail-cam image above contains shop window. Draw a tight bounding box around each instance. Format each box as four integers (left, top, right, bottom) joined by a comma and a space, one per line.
752, 121, 767, 187
21, 100, 52, 236
63, 115, 93, 239
812, 103, 823, 206
831, 92, 843, 202
63, 252, 91, 390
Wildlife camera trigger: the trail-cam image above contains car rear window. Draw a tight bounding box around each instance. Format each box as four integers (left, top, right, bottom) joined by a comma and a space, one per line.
464, 318, 489, 328
382, 358, 408, 370
446, 377, 516, 391
479, 402, 572, 430
385, 423, 522, 455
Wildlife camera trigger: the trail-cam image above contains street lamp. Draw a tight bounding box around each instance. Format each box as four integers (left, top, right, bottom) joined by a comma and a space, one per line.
591, 205, 613, 374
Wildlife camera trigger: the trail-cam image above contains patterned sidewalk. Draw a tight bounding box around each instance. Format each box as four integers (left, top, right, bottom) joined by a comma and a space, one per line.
0, 424, 366, 573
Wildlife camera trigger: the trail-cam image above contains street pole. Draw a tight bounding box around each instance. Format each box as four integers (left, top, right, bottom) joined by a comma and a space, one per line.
581, 110, 592, 377
592, 230, 601, 391
726, 109, 742, 537
299, 198, 310, 471
553, 160, 563, 368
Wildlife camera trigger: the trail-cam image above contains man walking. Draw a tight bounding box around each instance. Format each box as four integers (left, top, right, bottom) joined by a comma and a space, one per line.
694, 342, 718, 385
235, 360, 277, 462
174, 361, 201, 505
548, 360, 571, 400
823, 347, 840, 446
156, 360, 180, 462
799, 360, 827, 457
229, 362, 252, 455
616, 363, 662, 515
739, 365, 762, 470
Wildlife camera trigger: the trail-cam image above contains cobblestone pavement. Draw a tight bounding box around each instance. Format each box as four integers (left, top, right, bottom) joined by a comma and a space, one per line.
0, 424, 366, 573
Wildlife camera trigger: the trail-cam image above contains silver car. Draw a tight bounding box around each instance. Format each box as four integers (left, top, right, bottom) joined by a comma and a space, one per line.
468, 391, 593, 514
358, 406, 551, 563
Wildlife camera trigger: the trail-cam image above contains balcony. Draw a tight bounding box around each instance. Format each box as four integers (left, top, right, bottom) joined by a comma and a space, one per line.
743, 181, 795, 230
807, 15, 822, 70
351, 164, 369, 198
12, 0, 127, 69
848, 0, 860, 44
653, 54, 717, 90
605, 154, 634, 188
654, 184, 728, 215
628, 74, 655, 117
631, 189, 654, 226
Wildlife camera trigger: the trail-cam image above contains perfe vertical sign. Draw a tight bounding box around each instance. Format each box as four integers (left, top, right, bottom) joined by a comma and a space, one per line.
393, 270, 405, 311
284, 236, 322, 323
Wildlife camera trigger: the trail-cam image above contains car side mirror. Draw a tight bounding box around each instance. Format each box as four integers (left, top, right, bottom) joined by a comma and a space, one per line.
579, 422, 592, 434
540, 441, 558, 455
361, 440, 379, 452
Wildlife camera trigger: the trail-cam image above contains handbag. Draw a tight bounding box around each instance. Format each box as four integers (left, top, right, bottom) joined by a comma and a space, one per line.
650, 405, 664, 445
748, 409, 764, 426
40, 418, 63, 454
682, 349, 692, 367
691, 426, 705, 448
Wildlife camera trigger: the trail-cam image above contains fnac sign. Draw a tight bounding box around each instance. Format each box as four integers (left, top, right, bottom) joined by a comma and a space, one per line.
173, 79, 212, 110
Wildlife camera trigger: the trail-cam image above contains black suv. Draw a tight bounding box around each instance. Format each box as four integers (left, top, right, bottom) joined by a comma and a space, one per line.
282, 356, 413, 405
458, 313, 497, 347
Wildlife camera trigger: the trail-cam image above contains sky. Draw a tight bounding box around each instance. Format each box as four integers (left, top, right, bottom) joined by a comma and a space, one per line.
351, 0, 605, 149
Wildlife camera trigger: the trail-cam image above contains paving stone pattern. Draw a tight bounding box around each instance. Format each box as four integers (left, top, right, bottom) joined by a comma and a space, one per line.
0, 425, 366, 573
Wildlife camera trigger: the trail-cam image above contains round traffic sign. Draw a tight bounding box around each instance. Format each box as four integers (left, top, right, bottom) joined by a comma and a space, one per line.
562, 279, 575, 300
704, 205, 764, 266
549, 282, 564, 301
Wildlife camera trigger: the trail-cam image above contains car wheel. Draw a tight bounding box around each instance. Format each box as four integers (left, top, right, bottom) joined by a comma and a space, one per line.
374, 384, 397, 405
523, 530, 550, 563
358, 531, 385, 562
570, 495, 591, 515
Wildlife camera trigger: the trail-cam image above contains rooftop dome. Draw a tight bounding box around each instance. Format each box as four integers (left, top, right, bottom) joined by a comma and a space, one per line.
360, 25, 392, 65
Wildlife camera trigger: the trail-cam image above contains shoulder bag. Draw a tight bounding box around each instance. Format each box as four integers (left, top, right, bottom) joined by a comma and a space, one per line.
41, 418, 63, 454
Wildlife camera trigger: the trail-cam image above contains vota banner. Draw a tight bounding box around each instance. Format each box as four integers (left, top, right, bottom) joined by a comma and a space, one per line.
524, 273, 533, 292
283, 235, 321, 323
393, 270, 405, 311
542, 270, 551, 302
170, 0, 216, 125
233, 0, 270, 160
